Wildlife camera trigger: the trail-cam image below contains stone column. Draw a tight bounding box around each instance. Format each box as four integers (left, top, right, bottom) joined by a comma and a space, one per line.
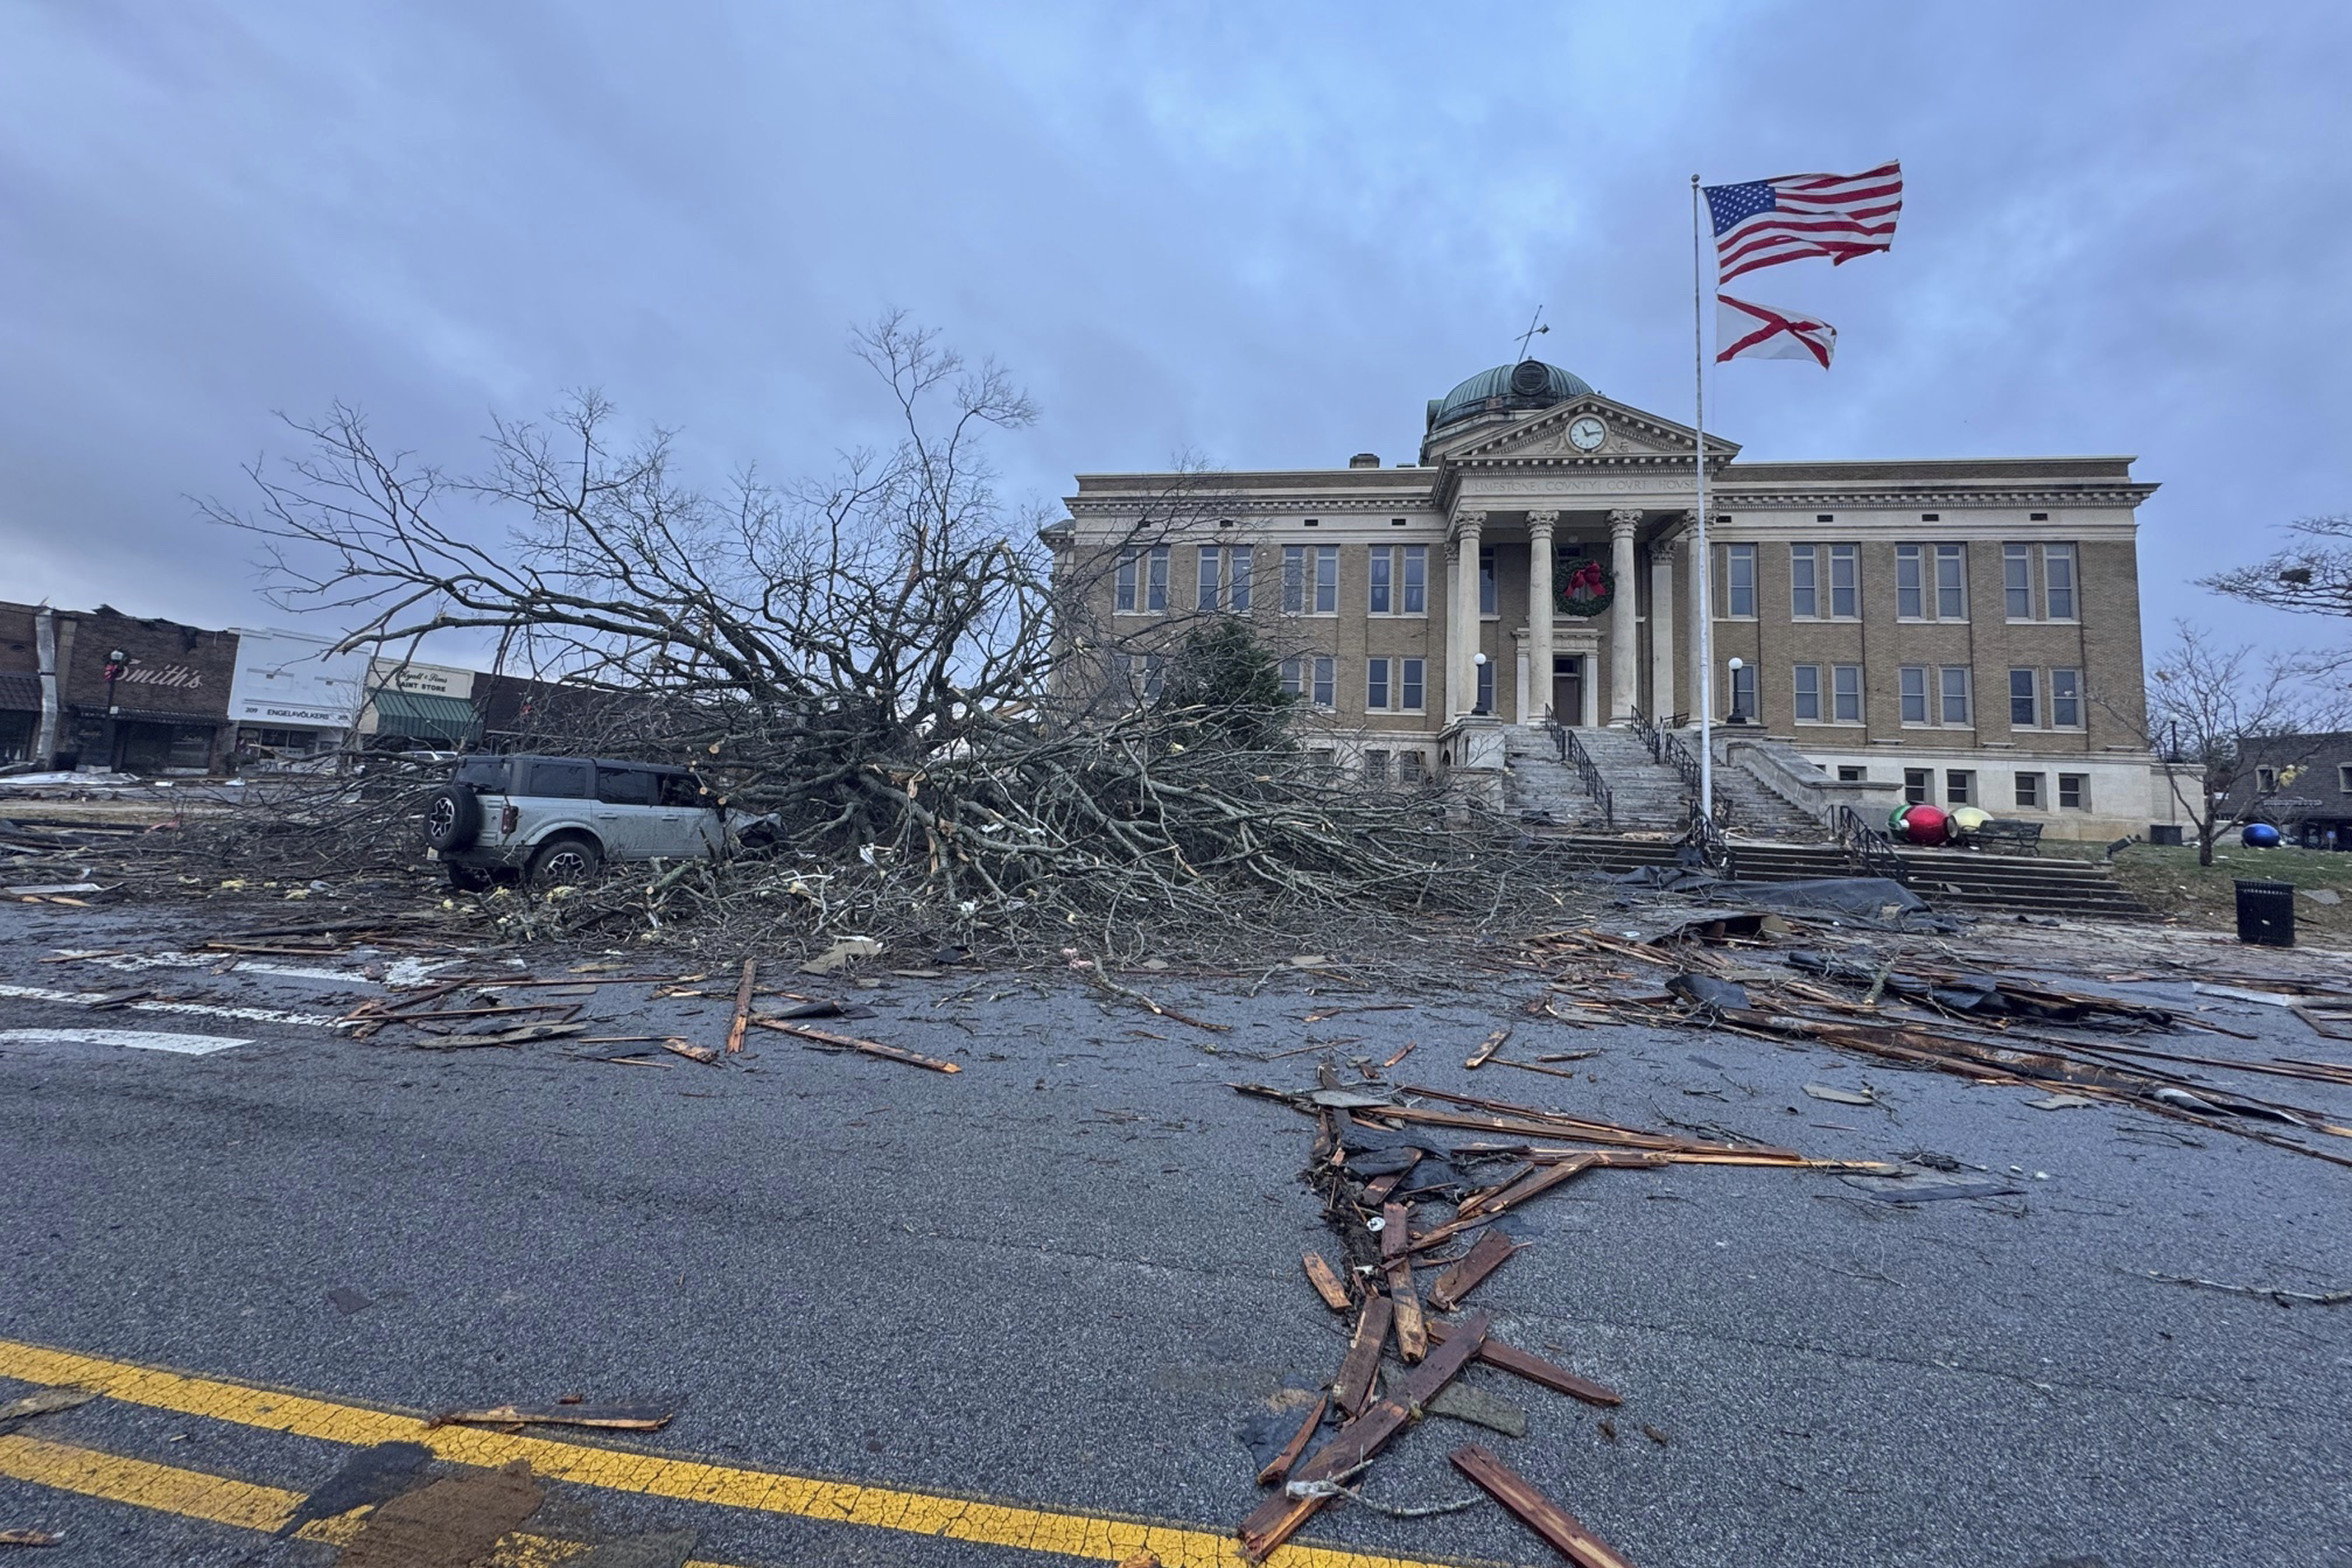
1682, 510, 1706, 726
1607, 508, 1640, 724
1648, 528, 1677, 722
1452, 511, 1486, 716
1525, 510, 1558, 726
1441, 537, 1463, 721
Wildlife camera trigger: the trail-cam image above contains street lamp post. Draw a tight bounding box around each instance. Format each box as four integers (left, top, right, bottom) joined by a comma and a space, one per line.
1472, 652, 1490, 715
1726, 657, 1749, 726
101, 648, 127, 771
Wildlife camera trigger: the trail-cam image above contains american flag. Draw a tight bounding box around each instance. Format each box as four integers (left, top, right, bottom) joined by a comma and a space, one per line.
1704, 162, 1902, 283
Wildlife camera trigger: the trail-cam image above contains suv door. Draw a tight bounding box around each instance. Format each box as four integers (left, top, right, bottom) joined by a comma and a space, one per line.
590, 763, 662, 858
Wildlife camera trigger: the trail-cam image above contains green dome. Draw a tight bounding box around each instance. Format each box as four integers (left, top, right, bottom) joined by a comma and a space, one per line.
1426, 359, 1596, 432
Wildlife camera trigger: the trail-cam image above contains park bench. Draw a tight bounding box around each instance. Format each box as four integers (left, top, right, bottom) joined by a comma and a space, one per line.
1967, 818, 2043, 856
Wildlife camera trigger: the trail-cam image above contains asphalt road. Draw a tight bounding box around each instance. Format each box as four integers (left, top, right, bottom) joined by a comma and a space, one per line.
0, 898, 2347, 1567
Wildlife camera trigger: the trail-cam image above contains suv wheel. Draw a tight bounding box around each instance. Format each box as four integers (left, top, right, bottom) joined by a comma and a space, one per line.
425, 786, 483, 851
527, 833, 604, 889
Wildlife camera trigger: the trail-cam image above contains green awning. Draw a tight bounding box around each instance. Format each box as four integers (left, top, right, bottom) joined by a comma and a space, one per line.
370, 689, 483, 744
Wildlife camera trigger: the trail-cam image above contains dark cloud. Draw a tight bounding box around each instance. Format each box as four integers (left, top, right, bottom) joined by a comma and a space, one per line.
2, 1, 2345, 657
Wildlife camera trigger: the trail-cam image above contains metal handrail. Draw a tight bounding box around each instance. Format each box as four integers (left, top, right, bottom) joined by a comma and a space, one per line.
1831, 803, 1907, 883
1684, 807, 1731, 872
1545, 704, 1614, 830
1626, 704, 1664, 765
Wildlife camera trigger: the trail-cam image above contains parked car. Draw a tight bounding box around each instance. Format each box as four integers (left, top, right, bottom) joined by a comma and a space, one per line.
421, 753, 771, 890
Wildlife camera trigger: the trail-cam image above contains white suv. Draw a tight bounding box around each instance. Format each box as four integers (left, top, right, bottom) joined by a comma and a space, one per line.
422, 754, 766, 890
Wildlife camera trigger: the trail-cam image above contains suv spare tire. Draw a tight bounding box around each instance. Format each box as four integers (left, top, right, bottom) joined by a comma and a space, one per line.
425, 786, 483, 852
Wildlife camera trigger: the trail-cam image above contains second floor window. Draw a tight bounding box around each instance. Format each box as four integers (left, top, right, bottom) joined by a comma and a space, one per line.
2010, 667, 2038, 727
1935, 544, 1967, 618
1791, 546, 1817, 618
1794, 662, 1821, 720
1368, 545, 1428, 617
1278, 654, 1337, 709
1197, 546, 1221, 612
1281, 546, 1338, 614
1725, 543, 1757, 617
1940, 665, 1972, 724
1366, 657, 1425, 711
2004, 543, 2033, 619
1832, 662, 1862, 721
1479, 546, 1497, 615
2045, 544, 2077, 619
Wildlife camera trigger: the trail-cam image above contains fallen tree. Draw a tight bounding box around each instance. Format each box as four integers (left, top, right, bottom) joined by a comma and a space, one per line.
189, 317, 1595, 962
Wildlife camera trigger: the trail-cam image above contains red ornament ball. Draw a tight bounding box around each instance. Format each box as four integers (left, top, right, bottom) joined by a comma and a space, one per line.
1896, 803, 1950, 846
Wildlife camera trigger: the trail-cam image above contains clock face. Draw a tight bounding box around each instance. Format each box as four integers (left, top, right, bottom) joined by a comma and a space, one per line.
1567, 416, 1606, 452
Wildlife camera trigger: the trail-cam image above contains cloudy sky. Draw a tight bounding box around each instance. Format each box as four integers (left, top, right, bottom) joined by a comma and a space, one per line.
4, 1, 2347, 663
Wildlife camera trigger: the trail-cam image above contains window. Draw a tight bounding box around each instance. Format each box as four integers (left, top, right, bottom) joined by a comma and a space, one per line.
1115, 549, 1139, 613
1365, 546, 1426, 616
2058, 773, 2089, 810
1896, 545, 1923, 618
1837, 766, 1867, 783
1479, 546, 1497, 616
1280, 655, 1335, 708
2016, 772, 2043, 808
2050, 667, 2081, 728
1367, 658, 1390, 711
1197, 546, 1221, 612
1791, 546, 1818, 618
2004, 543, 2033, 619
1114, 653, 1163, 702
2009, 668, 2038, 727
1934, 544, 1967, 618
1229, 548, 1252, 612
1399, 751, 1425, 785
1278, 657, 1304, 697
1833, 664, 1862, 722
2256, 766, 2280, 792
1904, 768, 1931, 805
1793, 663, 1822, 721
2339, 764, 2352, 795
1939, 666, 1971, 725
1313, 546, 1338, 613
595, 765, 657, 806
1899, 666, 1929, 724
2045, 545, 2077, 619
1727, 661, 1757, 720
1145, 546, 1170, 612
1400, 657, 1424, 712
1829, 544, 1857, 617
1946, 769, 1974, 805
1281, 546, 1306, 613
1475, 659, 1495, 713
526, 759, 590, 799
1365, 749, 1390, 784
1725, 543, 1757, 617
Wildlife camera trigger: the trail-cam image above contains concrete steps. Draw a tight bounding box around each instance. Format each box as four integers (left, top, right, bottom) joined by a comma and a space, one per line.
1527, 833, 2158, 921
1503, 727, 1690, 832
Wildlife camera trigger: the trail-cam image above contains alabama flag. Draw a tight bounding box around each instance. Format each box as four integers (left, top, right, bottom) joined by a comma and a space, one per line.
1717, 293, 1836, 368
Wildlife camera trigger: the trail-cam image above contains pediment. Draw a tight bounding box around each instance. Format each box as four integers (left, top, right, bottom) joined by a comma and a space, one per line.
1430, 394, 1737, 467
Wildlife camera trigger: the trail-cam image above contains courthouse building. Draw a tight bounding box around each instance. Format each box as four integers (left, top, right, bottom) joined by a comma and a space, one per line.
1052, 358, 2171, 840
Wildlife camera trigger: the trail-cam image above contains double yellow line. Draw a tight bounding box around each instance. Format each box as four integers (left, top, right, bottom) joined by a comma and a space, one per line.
0, 1336, 1488, 1568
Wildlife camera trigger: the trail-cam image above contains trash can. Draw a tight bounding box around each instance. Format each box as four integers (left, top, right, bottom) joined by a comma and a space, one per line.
2234, 879, 2295, 947
2149, 824, 2184, 847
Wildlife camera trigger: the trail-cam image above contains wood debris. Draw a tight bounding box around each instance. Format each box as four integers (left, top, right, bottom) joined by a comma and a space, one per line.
426, 1402, 673, 1432
1300, 1251, 1352, 1312
749, 1016, 961, 1073
1448, 1444, 1637, 1568
724, 958, 757, 1054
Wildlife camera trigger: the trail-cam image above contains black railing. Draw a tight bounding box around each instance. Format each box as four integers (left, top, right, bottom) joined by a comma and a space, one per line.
1627, 704, 1665, 764
1684, 806, 1731, 872
1831, 803, 1907, 883
1546, 705, 1614, 829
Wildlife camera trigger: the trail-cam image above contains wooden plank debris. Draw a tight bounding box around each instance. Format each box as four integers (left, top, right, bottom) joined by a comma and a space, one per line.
1254, 1392, 1328, 1486
750, 1016, 961, 1073
1236, 1312, 1491, 1562
1427, 1230, 1519, 1312
1381, 1201, 1426, 1363
659, 1039, 720, 1066
1448, 1443, 1638, 1568
1465, 1025, 1513, 1069
1426, 1320, 1622, 1408
1301, 1251, 1352, 1312
724, 958, 757, 1054
426, 1402, 674, 1432
1330, 1294, 1392, 1417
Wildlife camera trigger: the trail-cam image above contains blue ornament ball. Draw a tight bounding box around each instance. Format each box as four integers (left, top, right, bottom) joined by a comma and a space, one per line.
2241, 822, 2282, 849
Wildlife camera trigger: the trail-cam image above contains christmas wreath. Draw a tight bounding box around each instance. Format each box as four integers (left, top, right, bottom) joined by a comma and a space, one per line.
1555, 557, 1614, 618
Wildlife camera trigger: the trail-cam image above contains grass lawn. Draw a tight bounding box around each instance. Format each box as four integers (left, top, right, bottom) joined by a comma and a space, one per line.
2043, 837, 2352, 944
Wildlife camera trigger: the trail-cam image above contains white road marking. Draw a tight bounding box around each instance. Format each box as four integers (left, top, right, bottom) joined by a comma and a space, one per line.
0, 1027, 250, 1055
0, 983, 338, 1029
49, 950, 378, 986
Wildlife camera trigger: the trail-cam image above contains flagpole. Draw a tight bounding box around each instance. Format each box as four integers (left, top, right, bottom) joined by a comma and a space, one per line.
1690, 174, 1713, 823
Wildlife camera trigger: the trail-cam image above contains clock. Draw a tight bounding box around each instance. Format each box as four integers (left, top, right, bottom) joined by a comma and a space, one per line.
1566, 416, 1607, 452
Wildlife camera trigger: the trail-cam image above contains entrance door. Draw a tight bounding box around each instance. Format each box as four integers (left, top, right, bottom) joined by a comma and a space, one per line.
1551, 655, 1582, 726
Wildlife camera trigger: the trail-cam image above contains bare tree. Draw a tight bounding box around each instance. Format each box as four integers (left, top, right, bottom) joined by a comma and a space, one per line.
2203, 513, 2352, 672
2141, 622, 2344, 865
